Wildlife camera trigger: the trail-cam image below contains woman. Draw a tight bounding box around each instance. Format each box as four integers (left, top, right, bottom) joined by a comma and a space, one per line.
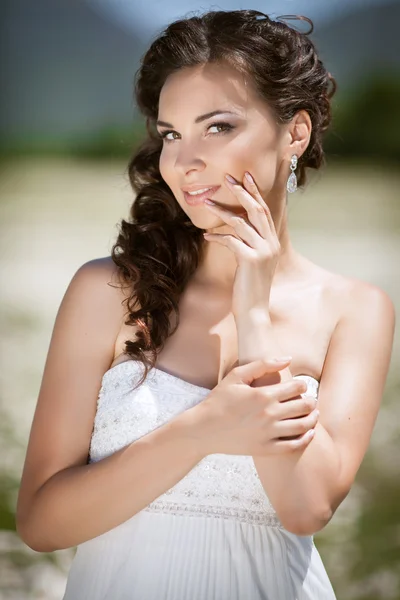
16, 9, 395, 600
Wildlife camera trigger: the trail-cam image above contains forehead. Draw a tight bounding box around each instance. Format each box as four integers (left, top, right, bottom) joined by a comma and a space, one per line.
158, 62, 271, 121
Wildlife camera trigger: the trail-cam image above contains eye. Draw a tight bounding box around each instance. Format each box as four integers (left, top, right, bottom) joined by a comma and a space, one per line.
208, 121, 235, 135
207, 122, 235, 135
158, 130, 179, 142
157, 121, 235, 143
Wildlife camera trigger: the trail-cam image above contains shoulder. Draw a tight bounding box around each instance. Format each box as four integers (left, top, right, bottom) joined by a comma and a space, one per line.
305, 259, 395, 328
317, 268, 396, 363
56, 256, 131, 349
340, 278, 396, 361
332, 273, 395, 330
39, 255, 133, 405
66, 256, 129, 310
300, 259, 396, 353
70, 255, 123, 289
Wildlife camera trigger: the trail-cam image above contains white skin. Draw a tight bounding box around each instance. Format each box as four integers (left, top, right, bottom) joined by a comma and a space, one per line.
157, 61, 312, 294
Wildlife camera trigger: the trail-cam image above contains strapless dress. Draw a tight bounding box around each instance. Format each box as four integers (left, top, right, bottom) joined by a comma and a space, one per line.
63, 360, 336, 600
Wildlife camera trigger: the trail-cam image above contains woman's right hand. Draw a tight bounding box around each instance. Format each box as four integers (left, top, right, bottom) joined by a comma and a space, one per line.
192, 358, 319, 456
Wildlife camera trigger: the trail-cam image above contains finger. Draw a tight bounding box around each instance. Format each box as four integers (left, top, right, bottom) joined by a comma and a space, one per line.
242, 172, 278, 238
276, 395, 318, 419
233, 357, 292, 385
271, 428, 315, 453
236, 173, 272, 238
258, 378, 308, 404
274, 408, 319, 437
225, 174, 271, 239
203, 231, 255, 259
204, 201, 262, 248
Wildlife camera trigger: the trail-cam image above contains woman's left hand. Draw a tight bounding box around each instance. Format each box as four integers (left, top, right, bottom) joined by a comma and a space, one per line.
203, 164, 286, 318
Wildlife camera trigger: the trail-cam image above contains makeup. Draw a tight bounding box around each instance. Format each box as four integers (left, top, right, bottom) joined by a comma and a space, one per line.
183, 185, 221, 206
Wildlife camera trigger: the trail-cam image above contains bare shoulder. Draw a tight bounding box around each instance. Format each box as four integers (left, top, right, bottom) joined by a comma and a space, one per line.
71, 255, 126, 294
17, 255, 131, 528
304, 258, 395, 328
66, 255, 130, 318
327, 270, 395, 328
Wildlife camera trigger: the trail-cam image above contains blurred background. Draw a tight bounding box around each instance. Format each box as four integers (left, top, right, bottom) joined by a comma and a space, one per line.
0, 0, 399, 598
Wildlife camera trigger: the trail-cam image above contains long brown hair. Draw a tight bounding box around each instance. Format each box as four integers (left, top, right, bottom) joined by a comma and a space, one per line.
111, 9, 337, 390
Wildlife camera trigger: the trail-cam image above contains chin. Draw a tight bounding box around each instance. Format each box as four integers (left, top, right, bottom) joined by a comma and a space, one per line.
199, 217, 226, 231
182, 207, 221, 223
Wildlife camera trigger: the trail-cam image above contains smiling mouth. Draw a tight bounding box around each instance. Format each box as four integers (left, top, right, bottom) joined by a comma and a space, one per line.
183, 186, 220, 205
186, 186, 214, 195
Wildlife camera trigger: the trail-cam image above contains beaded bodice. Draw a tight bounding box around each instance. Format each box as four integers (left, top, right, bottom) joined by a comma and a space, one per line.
89, 360, 319, 526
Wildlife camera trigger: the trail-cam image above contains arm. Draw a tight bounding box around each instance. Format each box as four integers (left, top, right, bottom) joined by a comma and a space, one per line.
235, 282, 396, 535
16, 258, 205, 553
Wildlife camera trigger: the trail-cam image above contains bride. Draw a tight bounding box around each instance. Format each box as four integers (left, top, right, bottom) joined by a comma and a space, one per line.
16, 9, 395, 600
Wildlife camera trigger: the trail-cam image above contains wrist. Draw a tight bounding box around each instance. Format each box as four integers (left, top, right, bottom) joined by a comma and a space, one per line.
173, 402, 214, 460
234, 308, 272, 327
235, 310, 274, 365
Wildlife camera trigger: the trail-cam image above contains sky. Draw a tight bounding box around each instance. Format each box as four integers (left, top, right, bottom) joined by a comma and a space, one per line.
86, 0, 393, 39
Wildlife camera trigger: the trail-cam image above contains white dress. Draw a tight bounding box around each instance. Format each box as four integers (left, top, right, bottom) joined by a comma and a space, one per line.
63, 360, 337, 600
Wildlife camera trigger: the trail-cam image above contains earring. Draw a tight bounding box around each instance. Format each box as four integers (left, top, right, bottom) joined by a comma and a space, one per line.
286, 154, 298, 193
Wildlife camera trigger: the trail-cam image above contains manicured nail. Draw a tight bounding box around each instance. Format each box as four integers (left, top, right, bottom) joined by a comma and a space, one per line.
245, 172, 254, 184
225, 174, 237, 184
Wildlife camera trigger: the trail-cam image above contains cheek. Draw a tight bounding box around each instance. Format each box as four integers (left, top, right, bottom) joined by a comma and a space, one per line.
159, 152, 170, 182
159, 153, 184, 208
237, 142, 278, 199
252, 156, 277, 196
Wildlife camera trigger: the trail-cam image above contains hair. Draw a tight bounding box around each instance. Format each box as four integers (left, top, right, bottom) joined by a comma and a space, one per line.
111, 9, 337, 390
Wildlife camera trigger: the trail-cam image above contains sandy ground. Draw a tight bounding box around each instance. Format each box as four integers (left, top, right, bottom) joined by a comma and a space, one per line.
0, 157, 399, 599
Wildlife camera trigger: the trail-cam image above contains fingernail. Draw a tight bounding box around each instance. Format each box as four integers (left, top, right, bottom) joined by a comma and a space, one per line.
245, 172, 254, 184
273, 356, 292, 362
225, 174, 237, 184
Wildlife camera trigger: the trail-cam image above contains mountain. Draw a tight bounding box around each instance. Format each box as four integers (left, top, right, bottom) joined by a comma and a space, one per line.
0, 0, 145, 138
310, 0, 400, 87
0, 0, 399, 140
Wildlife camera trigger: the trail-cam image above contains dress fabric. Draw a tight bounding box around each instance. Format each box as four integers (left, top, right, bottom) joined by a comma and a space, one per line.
63, 360, 337, 600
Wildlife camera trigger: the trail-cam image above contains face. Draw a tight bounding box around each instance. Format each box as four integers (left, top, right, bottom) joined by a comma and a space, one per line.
157, 62, 287, 232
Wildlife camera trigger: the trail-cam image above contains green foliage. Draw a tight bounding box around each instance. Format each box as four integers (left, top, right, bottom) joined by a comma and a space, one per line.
0, 122, 147, 162
1, 72, 399, 163
325, 71, 400, 161
0, 473, 17, 531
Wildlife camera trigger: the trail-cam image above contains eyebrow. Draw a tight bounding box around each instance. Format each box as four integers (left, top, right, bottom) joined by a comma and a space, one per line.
156, 110, 239, 128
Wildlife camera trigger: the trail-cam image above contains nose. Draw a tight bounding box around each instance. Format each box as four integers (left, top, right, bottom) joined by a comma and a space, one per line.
174, 142, 206, 176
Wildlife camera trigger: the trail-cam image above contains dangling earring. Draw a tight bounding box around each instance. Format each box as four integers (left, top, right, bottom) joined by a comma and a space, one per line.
286, 154, 298, 194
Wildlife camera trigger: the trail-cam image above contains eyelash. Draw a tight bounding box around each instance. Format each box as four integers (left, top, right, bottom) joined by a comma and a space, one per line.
158, 121, 235, 143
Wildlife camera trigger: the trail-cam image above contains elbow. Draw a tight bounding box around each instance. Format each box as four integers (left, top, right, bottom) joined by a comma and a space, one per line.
16, 524, 44, 553
16, 491, 63, 553
281, 505, 334, 537
17, 529, 59, 553
16, 514, 58, 554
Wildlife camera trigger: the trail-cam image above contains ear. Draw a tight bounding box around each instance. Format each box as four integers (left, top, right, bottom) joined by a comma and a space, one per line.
285, 110, 312, 159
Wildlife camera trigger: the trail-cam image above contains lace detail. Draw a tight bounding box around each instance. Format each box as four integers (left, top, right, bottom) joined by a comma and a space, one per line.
143, 500, 282, 526
89, 360, 319, 525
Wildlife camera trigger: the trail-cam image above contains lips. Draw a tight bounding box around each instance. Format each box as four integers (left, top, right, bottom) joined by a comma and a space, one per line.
183, 185, 221, 206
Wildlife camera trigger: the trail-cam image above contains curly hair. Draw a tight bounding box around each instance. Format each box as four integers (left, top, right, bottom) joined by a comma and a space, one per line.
111, 9, 337, 390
